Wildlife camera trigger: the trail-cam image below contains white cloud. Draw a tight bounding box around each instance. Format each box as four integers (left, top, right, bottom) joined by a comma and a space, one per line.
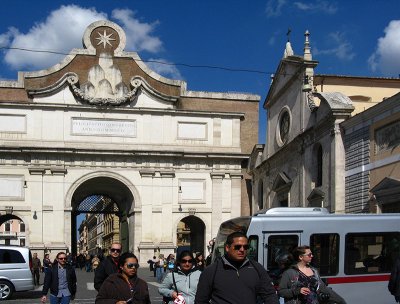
313, 32, 355, 61
1, 5, 165, 72
293, 1, 337, 14
145, 58, 183, 80
266, 0, 287, 17
266, 0, 336, 17
3, 5, 107, 70
368, 20, 400, 76
111, 8, 162, 53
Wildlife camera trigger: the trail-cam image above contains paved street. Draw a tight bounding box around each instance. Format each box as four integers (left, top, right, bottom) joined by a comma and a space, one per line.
2, 267, 162, 303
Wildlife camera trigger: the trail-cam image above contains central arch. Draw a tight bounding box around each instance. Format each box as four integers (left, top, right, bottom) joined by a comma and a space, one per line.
67, 172, 137, 255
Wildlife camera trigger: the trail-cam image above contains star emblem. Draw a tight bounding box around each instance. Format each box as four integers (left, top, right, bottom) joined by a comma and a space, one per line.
95, 30, 116, 48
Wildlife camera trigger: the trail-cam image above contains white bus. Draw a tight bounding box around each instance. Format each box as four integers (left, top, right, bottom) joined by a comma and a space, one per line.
211, 207, 400, 304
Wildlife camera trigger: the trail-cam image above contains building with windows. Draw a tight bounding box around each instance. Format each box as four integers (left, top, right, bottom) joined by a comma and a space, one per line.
0, 219, 26, 246
249, 32, 400, 214
0, 20, 258, 263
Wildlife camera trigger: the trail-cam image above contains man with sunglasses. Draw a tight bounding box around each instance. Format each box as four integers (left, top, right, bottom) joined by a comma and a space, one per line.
94, 243, 122, 291
195, 231, 279, 304
41, 252, 77, 304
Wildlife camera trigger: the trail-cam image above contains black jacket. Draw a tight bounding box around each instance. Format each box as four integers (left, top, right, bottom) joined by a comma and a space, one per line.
95, 273, 151, 304
389, 257, 400, 299
42, 262, 77, 297
94, 256, 119, 291
195, 256, 279, 304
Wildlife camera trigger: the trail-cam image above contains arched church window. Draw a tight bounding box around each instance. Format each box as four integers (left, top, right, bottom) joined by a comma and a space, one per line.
316, 145, 323, 187
258, 181, 264, 210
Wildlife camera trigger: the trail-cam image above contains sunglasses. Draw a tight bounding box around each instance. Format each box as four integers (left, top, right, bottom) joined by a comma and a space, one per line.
126, 263, 139, 269
110, 248, 121, 253
181, 259, 193, 264
58, 257, 67, 260
232, 244, 250, 250
302, 253, 313, 257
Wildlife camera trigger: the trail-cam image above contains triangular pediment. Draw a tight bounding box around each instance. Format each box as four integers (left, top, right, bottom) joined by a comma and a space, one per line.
307, 188, 325, 201
371, 177, 400, 193
272, 172, 292, 192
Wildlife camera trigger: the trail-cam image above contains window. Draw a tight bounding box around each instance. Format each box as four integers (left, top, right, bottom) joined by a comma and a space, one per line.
5, 222, 10, 232
0, 249, 25, 263
5, 239, 10, 245
310, 233, 339, 276
258, 181, 264, 210
316, 145, 323, 187
344, 232, 400, 275
20, 222, 25, 233
267, 235, 298, 272
248, 235, 259, 261
20, 238, 25, 247
279, 111, 290, 144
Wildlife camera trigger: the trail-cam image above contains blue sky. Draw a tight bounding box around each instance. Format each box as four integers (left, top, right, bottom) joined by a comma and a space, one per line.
1, 0, 400, 145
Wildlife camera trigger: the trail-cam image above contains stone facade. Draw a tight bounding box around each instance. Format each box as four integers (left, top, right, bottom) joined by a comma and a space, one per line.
342, 92, 400, 213
0, 20, 259, 263
249, 32, 400, 214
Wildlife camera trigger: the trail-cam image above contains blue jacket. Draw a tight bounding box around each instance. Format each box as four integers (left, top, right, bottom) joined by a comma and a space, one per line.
159, 267, 202, 304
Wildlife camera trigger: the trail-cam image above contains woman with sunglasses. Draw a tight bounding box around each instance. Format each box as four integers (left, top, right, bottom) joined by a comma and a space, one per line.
96, 252, 151, 304
278, 246, 346, 304
159, 250, 201, 304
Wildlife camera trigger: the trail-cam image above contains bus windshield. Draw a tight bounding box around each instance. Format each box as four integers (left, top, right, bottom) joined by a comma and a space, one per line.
211, 217, 251, 262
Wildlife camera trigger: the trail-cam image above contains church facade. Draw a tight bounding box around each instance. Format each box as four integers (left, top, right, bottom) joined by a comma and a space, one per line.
249, 31, 400, 214
0, 20, 259, 262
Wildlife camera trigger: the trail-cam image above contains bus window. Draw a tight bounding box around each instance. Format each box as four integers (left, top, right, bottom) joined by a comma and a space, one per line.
345, 232, 400, 275
248, 235, 258, 261
267, 235, 298, 272
310, 233, 339, 276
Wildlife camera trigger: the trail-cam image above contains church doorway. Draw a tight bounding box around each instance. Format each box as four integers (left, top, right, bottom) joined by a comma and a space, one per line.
176, 215, 205, 256
70, 176, 134, 257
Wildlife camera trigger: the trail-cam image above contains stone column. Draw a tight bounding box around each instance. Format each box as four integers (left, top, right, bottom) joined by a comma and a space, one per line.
159, 171, 175, 249
230, 173, 242, 218
211, 172, 224, 238
331, 122, 346, 213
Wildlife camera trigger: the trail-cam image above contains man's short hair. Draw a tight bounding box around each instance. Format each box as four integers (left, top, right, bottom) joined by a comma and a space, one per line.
225, 231, 247, 246
110, 242, 122, 249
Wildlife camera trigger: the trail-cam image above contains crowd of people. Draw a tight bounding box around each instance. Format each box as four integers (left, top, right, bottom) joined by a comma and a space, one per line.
37, 231, 400, 303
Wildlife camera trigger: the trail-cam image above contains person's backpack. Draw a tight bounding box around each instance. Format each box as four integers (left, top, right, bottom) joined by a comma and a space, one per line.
168, 260, 175, 270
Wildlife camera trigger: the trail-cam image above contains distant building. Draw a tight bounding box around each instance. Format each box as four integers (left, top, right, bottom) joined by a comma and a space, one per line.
0, 219, 25, 246
249, 31, 400, 214
342, 92, 400, 213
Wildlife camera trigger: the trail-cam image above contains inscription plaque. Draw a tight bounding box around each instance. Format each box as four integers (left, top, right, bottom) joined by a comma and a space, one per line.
71, 118, 137, 137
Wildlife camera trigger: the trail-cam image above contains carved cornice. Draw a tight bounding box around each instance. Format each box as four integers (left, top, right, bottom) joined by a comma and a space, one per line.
67, 74, 141, 106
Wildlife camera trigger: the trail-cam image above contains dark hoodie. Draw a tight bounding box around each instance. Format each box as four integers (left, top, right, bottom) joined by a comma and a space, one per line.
95, 273, 150, 304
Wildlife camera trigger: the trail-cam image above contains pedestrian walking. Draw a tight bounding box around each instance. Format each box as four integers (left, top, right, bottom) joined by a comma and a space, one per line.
279, 246, 346, 304
195, 231, 279, 304
92, 255, 100, 271
159, 250, 201, 304
95, 252, 151, 304
94, 242, 122, 291
389, 257, 400, 303
32, 252, 42, 286
41, 251, 77, 304
156, 254, 166, 283
195, 252, 205, 271
43, 253, 52, 276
